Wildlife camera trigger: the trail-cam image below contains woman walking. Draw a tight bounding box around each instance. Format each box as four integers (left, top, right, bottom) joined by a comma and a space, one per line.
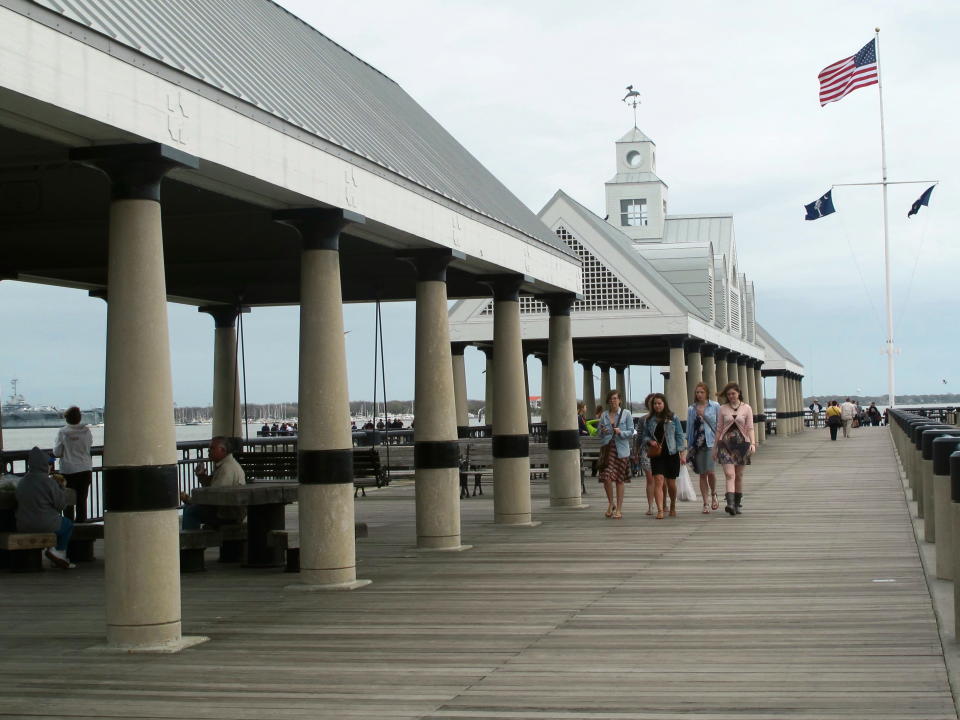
825, 400, 842, 441
598, 389, 635, 520
641, 393, 686, 519
713, 382, 755, 516
687, 382, 720, 514
632, 393, 658, 515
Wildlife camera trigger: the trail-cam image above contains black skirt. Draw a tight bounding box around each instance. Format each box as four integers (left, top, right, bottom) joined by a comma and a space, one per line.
650, 451, 681, 480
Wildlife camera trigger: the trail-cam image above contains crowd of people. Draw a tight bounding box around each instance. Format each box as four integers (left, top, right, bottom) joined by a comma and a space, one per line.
587, 383, 755, 521
815, 398, 883, 441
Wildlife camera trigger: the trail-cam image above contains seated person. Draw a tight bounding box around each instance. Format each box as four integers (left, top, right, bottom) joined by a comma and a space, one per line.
15, 446, 75, 569
180, 436, 246, 530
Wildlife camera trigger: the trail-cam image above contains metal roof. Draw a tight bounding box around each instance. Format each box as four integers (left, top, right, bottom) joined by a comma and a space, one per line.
617, 127, 654, 143
24, 0, 571, 256
540, 190, 706, 320
605, 171, 668, 186
757, 323, 803, 367
663, 214, 734, 261
633, 242, 714, 321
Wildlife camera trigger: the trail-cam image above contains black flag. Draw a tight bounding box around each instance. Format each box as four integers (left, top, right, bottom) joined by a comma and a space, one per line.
907, 185, 935, 218
804, 189, 835, 220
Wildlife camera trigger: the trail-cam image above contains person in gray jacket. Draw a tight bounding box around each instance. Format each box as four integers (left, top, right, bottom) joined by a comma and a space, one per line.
15, 446, 75, 569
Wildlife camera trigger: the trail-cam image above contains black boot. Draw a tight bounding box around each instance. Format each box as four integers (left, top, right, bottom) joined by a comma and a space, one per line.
734, 492, 743, 515
725, 492, 736, 516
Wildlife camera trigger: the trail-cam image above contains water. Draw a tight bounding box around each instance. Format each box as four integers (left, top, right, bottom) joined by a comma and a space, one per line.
1, 423, 268, 452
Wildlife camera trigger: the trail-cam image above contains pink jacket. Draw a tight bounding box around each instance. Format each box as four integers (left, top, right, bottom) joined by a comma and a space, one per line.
715, 403, 755, 444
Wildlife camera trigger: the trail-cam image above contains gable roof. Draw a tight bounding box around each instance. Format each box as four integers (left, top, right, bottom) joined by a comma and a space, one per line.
26, 0, 570, 255
757, 323, 802, 365
633, 242, 714, 321
540, 190, 706, 319
618, 127, 654, 143
663, 214, 734, 261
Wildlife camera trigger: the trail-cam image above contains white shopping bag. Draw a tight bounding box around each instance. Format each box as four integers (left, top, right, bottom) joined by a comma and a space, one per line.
676, 464, 697, 502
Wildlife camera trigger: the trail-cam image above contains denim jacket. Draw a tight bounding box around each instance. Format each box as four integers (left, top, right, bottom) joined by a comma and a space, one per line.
598, 409, 635, 458
686, 401, 720, 450
641, 414, 686, 456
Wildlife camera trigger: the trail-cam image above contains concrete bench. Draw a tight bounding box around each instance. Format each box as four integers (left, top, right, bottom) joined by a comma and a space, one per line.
268, 523, 369, 573
0, 531, 58, 572
179, 529, 221, 573
217, 523, 246, 563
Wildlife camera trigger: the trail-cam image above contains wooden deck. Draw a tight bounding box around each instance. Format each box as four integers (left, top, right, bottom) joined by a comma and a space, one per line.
0, 428, 956, 719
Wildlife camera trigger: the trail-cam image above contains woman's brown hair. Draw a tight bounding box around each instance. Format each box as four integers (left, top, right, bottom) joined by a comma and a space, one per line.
649, 392, 673, 420
719, 382, 741, 403
605, 389, 622, 408
693, 382, 710, 400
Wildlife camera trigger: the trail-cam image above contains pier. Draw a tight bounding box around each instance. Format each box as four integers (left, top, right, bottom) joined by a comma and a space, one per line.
1, 427, 957, 718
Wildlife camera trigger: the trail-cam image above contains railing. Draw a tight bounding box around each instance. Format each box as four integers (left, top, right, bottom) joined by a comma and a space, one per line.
762, 406, 957, 434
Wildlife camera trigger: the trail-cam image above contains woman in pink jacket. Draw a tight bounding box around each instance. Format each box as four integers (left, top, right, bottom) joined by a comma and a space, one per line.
712, 382, 755, 516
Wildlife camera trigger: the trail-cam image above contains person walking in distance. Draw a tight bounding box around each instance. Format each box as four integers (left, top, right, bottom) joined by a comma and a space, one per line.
687, 382, 721, 514
597, 389, 635, 520
713, 382, 755, 516
825, 400, 842, 441
839, 398, 857, 438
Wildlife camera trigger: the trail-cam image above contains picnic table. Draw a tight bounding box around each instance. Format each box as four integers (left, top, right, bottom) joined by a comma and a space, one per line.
190, 482, 298, 568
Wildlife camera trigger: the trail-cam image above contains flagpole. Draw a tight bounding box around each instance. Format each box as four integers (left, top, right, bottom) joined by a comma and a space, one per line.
875, 27, 895, 408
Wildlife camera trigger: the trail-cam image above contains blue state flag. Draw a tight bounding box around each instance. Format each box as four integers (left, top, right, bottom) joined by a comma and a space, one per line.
804, 189, 835, 220
907, 185, 935, 218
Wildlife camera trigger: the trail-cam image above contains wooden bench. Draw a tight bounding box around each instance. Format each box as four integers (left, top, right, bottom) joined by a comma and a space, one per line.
179, 529, 221, 572
0, 531, 57, 572
353, 447, 387, 497
68, 522, 104, 562
268, 524, 369, 573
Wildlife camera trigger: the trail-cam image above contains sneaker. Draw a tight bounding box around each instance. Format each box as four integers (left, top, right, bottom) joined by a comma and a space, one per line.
45, 548, 76, 570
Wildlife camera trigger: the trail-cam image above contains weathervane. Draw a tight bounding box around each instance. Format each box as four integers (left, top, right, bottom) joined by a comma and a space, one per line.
622, 85, 641, 127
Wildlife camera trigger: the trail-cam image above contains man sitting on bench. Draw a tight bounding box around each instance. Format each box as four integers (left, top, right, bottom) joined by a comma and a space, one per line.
180, 436, 246, 530
16, 446, 75, 569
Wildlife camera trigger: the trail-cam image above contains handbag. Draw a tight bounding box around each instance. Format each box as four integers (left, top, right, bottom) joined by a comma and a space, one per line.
646, 440, 662, 458
597, 409, 624, 471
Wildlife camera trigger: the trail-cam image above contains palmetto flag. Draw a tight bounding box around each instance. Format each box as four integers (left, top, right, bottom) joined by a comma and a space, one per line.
819, 39, 878, 106
907, 185, 935, 218
804, 190, 835, 220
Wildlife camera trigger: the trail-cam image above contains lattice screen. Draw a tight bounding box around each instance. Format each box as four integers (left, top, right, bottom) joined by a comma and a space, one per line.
478, 226, 651, 316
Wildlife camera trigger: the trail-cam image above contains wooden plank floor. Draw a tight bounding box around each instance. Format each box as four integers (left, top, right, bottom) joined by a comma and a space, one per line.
0, 428, 955, 719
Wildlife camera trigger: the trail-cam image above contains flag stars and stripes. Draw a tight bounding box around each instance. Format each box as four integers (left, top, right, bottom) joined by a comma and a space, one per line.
819, 39, 879, 106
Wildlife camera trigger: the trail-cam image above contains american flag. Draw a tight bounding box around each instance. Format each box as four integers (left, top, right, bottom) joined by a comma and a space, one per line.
818, 39, 878, 106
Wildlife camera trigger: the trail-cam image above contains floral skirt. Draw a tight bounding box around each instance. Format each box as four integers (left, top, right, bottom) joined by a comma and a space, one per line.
599, 454, 631, 484
716, 427, 751, 466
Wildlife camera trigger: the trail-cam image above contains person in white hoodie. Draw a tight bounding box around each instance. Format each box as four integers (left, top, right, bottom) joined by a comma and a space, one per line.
54, 406, 93, 523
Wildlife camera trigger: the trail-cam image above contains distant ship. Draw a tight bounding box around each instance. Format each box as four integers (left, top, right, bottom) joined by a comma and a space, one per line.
1, 379, 103, 429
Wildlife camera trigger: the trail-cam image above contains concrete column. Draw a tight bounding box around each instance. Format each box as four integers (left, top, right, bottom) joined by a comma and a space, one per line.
487, 276, 533, 525
523, 350, 533, 426
726, 353, 740, 401
451, 343, 470, 439
797, 376, 805, 432
736, 357, 751, 407
775, 373, 788, 436
615, 366, 627, 405
753, 362, 765, 444
714, 349, 729, 398
544, 294, 584, 508
701, 345, 718, 402
479, 346, 494, 429
71, 143, 202, 651
538, 354, 549, 425
199, 305, 248, 453
789, 376, 799, 433
403, 251, 466, 550
581, 361, 596, 415
276, 207, 370, 590
667, 337, 688, 424
661, 371, 671, 398
598, 363, 611, 404
685, 339, 703, 404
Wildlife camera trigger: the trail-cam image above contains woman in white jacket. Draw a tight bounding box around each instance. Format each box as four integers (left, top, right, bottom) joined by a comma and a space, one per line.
54, 406, 93, 522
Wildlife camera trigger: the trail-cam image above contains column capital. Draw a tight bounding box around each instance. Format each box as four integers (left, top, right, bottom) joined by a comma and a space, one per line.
685, 337, 703, 352
477, 344, 494, 360
737, 355, 748, 366
70, 142, 198, 201
535, 352, 549, 365
450, 342, 469, 356
700, 343, 717, 357
398, 248, 463, 282
540, 292, 576, 317
479, 274, 528, 302
755, 360, 764, 369
762, 368, 786, 377
579, 359, 594, 369
714, 347, 730, 360
596, 362, 611, 371
274, 207, 365, 251
726, 350, 741, 362
667, 335, 687, 350
198, 304, 250, 328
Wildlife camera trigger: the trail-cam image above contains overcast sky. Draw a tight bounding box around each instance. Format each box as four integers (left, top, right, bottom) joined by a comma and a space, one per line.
1, 0, 957, 410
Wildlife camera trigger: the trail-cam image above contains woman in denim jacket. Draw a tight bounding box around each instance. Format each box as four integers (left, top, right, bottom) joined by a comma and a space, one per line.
687, 382, 721, 513
598, 389, 635, 520
641, 393, 687, 519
